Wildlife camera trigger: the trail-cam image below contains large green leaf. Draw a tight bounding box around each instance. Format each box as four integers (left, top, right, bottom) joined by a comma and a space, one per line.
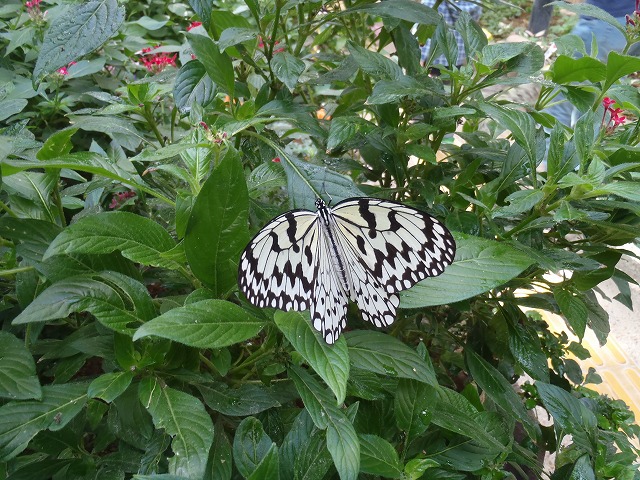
185, 147, 249, 295
139, 378, 214, 479
198, 382, 280, 416
280, 156, 365, 211
280, 410, 315, 479
466, 349, 538, 438
401, 234, 533, 308
88, 371, 134, 403
0, 383, 87, 461
0, 332, 41, 400
289, 366, 359, 480
343, 0, 440, 25
133, 300, 264, 348
345, 331, 437, 385
68, 115, 142, 151
536, 382, 597, 454
44, 212, 179, 269
274, 311, 349, 404
358, 434, 402, 479
394, 379, 436, 446
271, 52, 305, 91
12, 271, 155, 334
553, 287, 588, 339
206, 425, 232, 480
187, 32, 235, 95
550, 56, 606, 84
346, 41, 402, 81
174, 60, 217, 114
33, 0, 124, 81
476, 103, 537, 164
232, 417, 276, 478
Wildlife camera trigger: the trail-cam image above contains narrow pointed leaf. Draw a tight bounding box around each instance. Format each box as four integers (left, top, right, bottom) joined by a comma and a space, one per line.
139, 378, 213, 479
0, 332, 41, 400
275, 311, 349, 404
133, 300, 264, 348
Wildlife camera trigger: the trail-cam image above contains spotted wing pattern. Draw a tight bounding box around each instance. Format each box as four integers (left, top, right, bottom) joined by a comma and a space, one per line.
331, 197, 456, 293
238, 210, 319, 312
310, 226, 349, 344
238, 197, 456, 344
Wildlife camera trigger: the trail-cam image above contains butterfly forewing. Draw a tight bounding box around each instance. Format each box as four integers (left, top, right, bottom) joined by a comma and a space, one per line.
331, 198, 456, 293
238, 210, 319, 312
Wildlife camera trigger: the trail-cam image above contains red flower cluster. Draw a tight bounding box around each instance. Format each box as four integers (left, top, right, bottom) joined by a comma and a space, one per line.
56, 61, 77, 76
257, 36, 286, 53
602, 97, 627, 134
626, 0, 640, 26
25, 0, 41, 10
109, 191, 136, 209
139, 45, 177, 73
187, 21, 202, 31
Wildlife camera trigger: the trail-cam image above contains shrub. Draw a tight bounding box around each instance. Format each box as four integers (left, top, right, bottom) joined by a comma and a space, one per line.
0, 0, 639, 478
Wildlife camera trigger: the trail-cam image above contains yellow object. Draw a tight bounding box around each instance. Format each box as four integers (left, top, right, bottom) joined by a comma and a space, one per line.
542, 311, 640, 422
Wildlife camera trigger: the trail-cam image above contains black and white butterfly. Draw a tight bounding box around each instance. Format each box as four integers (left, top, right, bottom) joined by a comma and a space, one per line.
238, 197, 456, 344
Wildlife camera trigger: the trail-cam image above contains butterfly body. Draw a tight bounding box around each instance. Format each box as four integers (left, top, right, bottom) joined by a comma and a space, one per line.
238, 197, 456, 344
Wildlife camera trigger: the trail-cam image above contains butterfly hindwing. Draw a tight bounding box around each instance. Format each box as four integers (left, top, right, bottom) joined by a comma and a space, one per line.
331, 197, 456, 294
238, 210, 319, 312
311, 226, 349, 344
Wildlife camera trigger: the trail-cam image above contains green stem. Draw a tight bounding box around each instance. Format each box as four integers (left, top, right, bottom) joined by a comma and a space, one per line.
143, 104, 165, 146
0, 266, 36, 276
0, 200, 18, 217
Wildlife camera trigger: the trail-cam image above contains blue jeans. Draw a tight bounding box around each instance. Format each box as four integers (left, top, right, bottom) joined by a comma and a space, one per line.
546, 16, 628, 127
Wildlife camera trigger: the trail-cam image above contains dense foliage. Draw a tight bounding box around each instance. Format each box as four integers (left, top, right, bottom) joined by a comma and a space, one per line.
1, 0, 639, 478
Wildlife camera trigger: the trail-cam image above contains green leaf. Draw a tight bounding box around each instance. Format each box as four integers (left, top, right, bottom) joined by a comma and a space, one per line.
0, 383, 87, 461
274, 311, 349, 404
293, 429, 333, 480
44, 212, 178, 269
68, 115, 142, 151
248, 445, 279, 480
432, 388, 507, 451
280, 156, 364, 211
477, 102, 537, 163
344, 0, 440, 25
289, 366, 360, 480
346, 331, 437, 385
536, 382, 597, 453
36, 128, 78, 161
280, 410, 315, 479
367, 76, 437, 105
505, 315, 550, 382
187, 32, 235, 96
13, 271, 155, 334
550, 56, 606, 84
394, 379, 436, 446
466, 349, 538, 438
139, 377, 214, 479
574, 110, 596, 163
188, 0, 213, 30
358, 434, 402, 478
199, 382, 280, 416
185, 147, 249, 295
33, 0, 125, 81
232, 417, 274, 478
594, 181, 640, 202
0, 332, 41, 400
401, 234, 533, 308
218, 27, 259, 51
553, 287, 588, 339
492, 189, 545, 218
347, 41, 402, 81
133, 299, 264, 348
271, 52, 305, 91
456, 11, 488, 59
0, 99, 27, 121
87, 371, 134, 403
173, 60, 217, 114
603, 52, 640, 92
206, 426, 232, 480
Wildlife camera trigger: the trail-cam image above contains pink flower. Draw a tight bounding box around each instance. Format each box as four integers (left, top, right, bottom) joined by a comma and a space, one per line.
187, 21, 202, 31
272, 157, 281, 163
602, 97, 616, 109
56, 61, 76, 76
139, 45, 177, 73
109, 191, 136, 209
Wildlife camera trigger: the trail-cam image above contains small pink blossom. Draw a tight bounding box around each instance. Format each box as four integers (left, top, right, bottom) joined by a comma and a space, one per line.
139, 45, 177, 74
602, 97, 615, 109
56, 61, 76, 76
109, 191, 136, 209
187, 21, 202, 31
272, 157, 281, 163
